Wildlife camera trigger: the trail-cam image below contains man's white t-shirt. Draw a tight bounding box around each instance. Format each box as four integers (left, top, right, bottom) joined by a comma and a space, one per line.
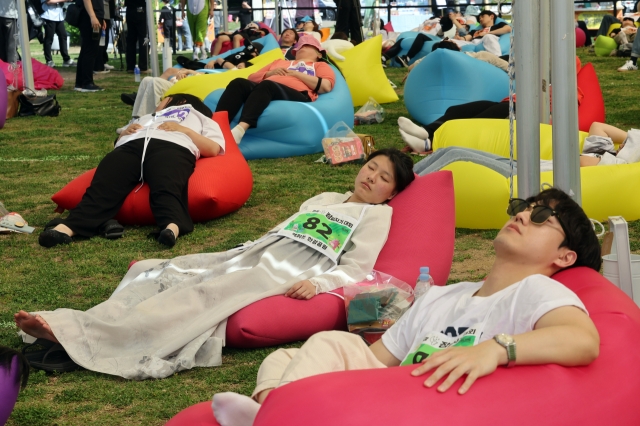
115, 104, 225, 160
381, 274, 587, 364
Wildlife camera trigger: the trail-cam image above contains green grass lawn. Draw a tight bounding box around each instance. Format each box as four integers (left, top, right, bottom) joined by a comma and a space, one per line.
1, 43, 639, 425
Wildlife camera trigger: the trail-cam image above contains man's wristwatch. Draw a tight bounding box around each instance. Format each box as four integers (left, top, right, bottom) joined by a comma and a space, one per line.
493, 333, 516, 367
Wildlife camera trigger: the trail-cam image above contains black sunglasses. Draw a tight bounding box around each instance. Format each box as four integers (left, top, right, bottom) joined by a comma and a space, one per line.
507, 198, 569, 241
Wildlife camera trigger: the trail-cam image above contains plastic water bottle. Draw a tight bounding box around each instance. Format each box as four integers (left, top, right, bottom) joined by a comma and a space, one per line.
99, 29, 106, 47
134, 65, 141, 83
414, 266, 434, 300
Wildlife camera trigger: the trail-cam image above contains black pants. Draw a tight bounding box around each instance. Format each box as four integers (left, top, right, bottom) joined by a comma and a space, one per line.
0, 17, 18, 64
425, 101, 512, 142
335, 0, 362, 43
215, 78, 311, 128
384, 33, 432, 60
59, 139, 196, 237
94, 20, 111, 71
126, 8, 148, 71
43, 19, 71, 63
75, 12, 101, 88
163, 22, 174, 53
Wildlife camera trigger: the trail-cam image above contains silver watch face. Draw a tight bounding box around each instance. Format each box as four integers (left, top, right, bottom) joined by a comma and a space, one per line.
496, 333, 514, 346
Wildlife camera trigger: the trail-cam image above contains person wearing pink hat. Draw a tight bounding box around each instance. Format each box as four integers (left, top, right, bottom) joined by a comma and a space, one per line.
215, 35, 337, 144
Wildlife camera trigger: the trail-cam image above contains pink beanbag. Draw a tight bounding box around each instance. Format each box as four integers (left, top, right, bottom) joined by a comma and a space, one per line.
0, 72, 6, 129
575, 27, 586, 47
0, 59, 64, 90
226, 171, 455, 348
253, 267, 640, 426
577, 63, 605, 133
50, 112, 253, 225
166, 402, 219, 426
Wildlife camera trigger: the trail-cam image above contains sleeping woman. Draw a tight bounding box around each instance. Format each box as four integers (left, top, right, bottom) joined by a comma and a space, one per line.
15, 148, 415, 380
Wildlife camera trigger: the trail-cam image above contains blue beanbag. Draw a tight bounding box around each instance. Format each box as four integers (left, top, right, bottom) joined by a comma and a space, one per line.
203, 66, 354, 160
404, 49, 510, 125
173, 33, 280, 72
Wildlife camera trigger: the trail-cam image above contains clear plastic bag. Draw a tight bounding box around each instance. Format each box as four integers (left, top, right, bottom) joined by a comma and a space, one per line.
321, 121, 365, 165
354, 97, 385, 125
344, 270, 414, 344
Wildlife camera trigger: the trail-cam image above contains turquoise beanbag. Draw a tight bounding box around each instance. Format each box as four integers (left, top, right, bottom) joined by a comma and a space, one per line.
204, 66, 354, 160
404, 49, 510, 125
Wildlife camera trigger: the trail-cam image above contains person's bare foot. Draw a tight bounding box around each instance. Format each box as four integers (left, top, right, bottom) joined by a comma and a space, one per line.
14, 310, 59, 343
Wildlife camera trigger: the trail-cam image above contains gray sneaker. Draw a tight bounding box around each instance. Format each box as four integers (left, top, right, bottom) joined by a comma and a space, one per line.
46, 61, 55, 67
62, 59, 75, 67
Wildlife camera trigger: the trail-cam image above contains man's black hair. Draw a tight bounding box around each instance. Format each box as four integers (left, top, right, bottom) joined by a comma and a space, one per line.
478, 10, 497, 22
526, 188, 601, 272
432, 40, 461, 52
366, 148, 415, 194
623, 17, 635, 22
164, 94, 212, 118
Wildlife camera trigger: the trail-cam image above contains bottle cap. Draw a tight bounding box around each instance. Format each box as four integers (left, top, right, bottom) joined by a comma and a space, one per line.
420, 266, 430, 274
366, 274, 374, 281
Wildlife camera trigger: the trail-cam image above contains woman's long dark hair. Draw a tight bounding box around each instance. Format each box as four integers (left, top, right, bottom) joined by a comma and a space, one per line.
164, 94, 212, 118
0, 346, 29, 390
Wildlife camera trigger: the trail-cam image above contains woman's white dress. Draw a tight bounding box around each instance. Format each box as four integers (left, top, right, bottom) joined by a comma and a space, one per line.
36, 193, 393, 380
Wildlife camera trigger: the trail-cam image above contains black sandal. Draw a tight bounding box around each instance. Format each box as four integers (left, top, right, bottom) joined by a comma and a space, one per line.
22, 338, 56, 363
100, 219, 124, 240
28, 343, 81, 373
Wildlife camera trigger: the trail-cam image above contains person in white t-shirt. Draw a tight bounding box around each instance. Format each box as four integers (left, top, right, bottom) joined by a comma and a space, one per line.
210, 187, 602, 426
39, 94, 225, 249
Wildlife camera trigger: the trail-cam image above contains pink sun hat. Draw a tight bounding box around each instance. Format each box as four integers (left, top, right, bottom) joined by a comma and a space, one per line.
291, 35, 326, 55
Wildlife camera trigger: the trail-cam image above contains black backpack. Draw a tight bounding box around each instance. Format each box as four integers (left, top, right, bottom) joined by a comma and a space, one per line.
27, 0, 45, 17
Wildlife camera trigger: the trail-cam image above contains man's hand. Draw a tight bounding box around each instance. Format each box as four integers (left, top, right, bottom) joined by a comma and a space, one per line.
285, 280, 316, 300
90, 16, 101, 31
158, 121, 186, 133
204, 60, 216, 69
410, 340, 505, 395
175, 69, 192, 80
265, 68, 288, 77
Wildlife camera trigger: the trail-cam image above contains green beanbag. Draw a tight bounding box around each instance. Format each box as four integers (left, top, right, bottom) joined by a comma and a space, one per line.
594, 35, 618, 57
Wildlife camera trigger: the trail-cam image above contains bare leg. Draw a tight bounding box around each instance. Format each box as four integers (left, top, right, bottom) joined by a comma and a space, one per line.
14, 311, 59, 343
254, 388, 272, 404
212, 35, 231, 55
232, 34, 244, 48
588, 122, 628, 144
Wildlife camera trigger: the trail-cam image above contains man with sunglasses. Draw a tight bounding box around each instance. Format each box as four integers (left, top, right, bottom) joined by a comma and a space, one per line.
212, 188, 602, 425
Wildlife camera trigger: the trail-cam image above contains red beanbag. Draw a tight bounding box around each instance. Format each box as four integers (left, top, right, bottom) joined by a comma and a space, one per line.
226, 171, 455, 348
575, 27, 586, 47
253, 267, 640, 426
51, 112, 252, 225
166, 402, 219, 426
577, 63, 605, 133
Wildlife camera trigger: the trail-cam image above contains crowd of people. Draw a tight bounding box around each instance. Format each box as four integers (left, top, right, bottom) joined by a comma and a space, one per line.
3, 4, 640, 426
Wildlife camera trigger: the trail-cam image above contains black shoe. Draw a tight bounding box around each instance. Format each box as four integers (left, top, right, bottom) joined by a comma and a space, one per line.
99, 219, 124, 239
397, 55, 410, 68
74, 84, 104, 92
157, 228, 176, 248
120, 92, 137, 106
39, 229, 73, 248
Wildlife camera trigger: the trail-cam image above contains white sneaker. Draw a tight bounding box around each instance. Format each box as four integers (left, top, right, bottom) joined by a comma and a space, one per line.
103, 63, 115, 70
46, 61, 55, 67
192, 46, 200, 60
618, 60, 638, 72
62, 59, 75, 67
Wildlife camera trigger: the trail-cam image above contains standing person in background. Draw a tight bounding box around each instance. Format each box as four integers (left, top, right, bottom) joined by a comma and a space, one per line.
41, 0, 75, 68
0, 0, 18, 64
238, 0, 252, 28
335, 0, 362, 44
159, 0, 175, 54
176, 7, 193, 52
94, 0, 115, 73
75, 0, 105, 92
181, 0, 214, 60
213, 0, 222, 36
125, 0, 149, 74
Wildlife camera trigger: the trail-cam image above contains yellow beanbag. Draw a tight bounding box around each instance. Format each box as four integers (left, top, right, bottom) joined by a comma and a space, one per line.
164, 48, 285, 99
330, 35, 398, 107
432, 119, 640, 229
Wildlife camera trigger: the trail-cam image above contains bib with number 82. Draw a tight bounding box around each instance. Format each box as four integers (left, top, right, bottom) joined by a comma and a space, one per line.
277, 209, 361, 263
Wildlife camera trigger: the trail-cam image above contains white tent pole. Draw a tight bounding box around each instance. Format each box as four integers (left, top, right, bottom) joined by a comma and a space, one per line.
514, 0, 541, 199
223, 0, 229, 32
551, 0, 581, 204
274, 0, 280, 34
146, 0, 159, 77
539, 0, 550, 124
16, 0, 35, 91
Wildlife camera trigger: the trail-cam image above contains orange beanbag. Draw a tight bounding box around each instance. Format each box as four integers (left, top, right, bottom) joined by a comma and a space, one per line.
50, 112, 253, 225
577, 63, 605, 133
